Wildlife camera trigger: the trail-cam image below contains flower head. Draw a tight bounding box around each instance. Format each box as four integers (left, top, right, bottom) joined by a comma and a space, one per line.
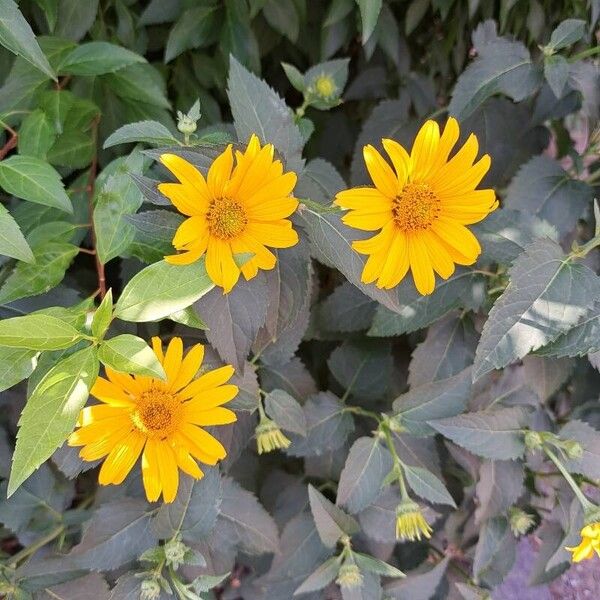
159, 134, 299, 292
255, 416, 291, 454
395, 498, 432, 542
567, 522, 600, 562
508, 507, 535, 537
336, 562, 363, 589
335, 118, 497, 295
314, 74, 337, 99
68, 337, 238, 503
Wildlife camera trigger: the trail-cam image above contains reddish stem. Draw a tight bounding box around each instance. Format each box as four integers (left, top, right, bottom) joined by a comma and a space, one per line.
0, 128, 18, 161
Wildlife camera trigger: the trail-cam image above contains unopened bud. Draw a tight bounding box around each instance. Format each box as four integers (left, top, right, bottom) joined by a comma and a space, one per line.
524, 430, 544, 450
508, 507, 535, 537
164, 537, 188, 570
336, 563, 362, 589
177, 111, 197, 135
563, 440, 584, 460
140, 579, 161, 600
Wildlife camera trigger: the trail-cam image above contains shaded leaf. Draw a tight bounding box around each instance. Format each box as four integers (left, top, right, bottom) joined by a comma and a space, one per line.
308, 484, 359, 547
264, 389, 307, 435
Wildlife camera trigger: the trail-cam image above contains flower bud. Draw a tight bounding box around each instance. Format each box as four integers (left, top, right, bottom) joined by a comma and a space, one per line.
255, 416, 291, 454
563, 440, 583, 460
508, 507, 535, 537
395, 497, 432, 542
164, 537, 188, 570
524, 430, 544, 450
336, 562, 363, 589
313, 74, 337, 99
140, 579, 161, 600
177, 111, 197, 135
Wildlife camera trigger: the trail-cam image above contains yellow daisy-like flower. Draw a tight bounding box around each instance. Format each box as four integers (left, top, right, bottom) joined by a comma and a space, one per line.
68, 337, 238, 503
395, 498, 433, 542
334, 118, 498, 295
566, 522, 600, 562
158, 134, 300, 293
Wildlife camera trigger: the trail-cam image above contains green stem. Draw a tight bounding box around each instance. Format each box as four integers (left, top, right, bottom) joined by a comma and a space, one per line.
8, 525, 64, 568
382, 424, 409, 499
343, 406, 381, 423
544, 447, 593, 511
569, 234, 600, 259
569, 46, 600, 62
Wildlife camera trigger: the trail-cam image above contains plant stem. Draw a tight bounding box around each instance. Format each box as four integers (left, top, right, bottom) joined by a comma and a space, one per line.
8, 525, 64, 568
544, 446, 593, 511
382, 424, 409, 499
569, 46, 600, 62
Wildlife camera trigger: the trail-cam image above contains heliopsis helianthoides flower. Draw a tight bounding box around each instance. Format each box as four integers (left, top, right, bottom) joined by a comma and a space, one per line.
158, 134, 299, 293
68, 337, 238, 503
334, 117, 498, 295
566, 522, 600, 562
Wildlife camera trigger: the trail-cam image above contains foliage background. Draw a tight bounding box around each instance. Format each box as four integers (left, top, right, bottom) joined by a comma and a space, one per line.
0, 0, 599, 598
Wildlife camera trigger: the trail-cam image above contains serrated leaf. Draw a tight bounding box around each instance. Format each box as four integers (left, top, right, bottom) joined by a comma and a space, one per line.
308, 484, 359, 546
114, 259, 214, 322
217, 477, 279, 554
403, 464, 456, 507
70, 498, 155, 570
8, 345, 98, 496
449, 33, 541, 120
319, 282, 376, 333
195, 273, 268, 370
0, 313, 82, 350
0, 155, 72, 213
152, 469, 222, 542
264, 389, 307, 435
475, 460, 524, 523
538, 302, 600, 358
394, 369, 472, 436
0, 241, 78, 305
504, 156, 592, 235
227, 55, 304, 173
17, 108, 56, 159
547, 18, 586, 51
0, 0, 56, 79
337, 437, 393, 513
59, 41, 145, 75
293, 556, 340, 595
0, 204, 34, 263
368, 270, 483, 337
473, 239, 600, 380
98, 334, 166, 379
0, 346, 36, 391
286, 392, 354, 457
103, 120, 179, 149
126, 209, 184, 264
428, 407, 529, 460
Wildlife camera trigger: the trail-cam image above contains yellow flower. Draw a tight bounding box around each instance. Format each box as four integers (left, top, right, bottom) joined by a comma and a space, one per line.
334, 118, 498, 295
395, 498, 433, 542
314, 74, 337, 99
68, 337, 238, 503
158, 134, 300, 293
566, 522, 600, 562
255, 417, 291, 454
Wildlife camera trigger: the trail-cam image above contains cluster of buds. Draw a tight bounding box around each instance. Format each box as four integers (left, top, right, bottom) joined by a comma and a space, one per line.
523, 429, 583, 459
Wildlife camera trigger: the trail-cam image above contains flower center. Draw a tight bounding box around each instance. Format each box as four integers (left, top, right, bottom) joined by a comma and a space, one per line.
131, 387, 182, 439
392, 182, 441, 231
206, 197, 247, 239
314, 74, 336, 98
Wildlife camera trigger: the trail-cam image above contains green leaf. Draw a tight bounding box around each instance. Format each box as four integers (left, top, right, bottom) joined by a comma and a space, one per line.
544, 55, 569, 98
308, 484, 359, 547
504, 156, 592, 236
356, 0, 382, 42
0, 0, 56, 80
152, 469, 221, 542
538, 302, 600, 358
0, 204, 34, 263
0, 156, 72, 213
114, 259, 214, 322
221, 0, 260, 74
91, 289, 113, 339
282, 62, 305, 91
228, 55, 304, 173
264, 389, 307, 435
405, 0, 429, 35
167, 305, 207, 330
336, 436, 393, 513
294, 557, 340, 595
473, 239, 600, 380
98, 334, 166, 379
103, 63, 170, 110
59, 41, 145, 75
8, 345, 99, 496
0, 241, 78, 305
428, 407, 530, 460
0, 314, 83, 350
126, 209, 184, 264
103, 120, 178, 149
547, 18, 586, 51
17, 109, 56, 159
449, 29, 541, 120
353, 552, 405, 578
165, 4, 221, 62
55, 0, 99, 41
263, 0, 299, 42
393, 369, 472, 436
0, 346, 36, 392
403, 464, 456, 507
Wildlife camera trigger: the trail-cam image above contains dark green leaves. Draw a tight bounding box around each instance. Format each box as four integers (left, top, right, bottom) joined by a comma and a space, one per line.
0, 0, 56, 79
0, 156, 72, 212
114, 259, 214, 322
59, 42, 145, 75
473, 239, 600, 380
9, 345, 99, 496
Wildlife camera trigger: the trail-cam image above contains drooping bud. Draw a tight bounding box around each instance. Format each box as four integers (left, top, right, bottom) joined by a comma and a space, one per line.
508, 507, 535, 537
395, 497, 432, 542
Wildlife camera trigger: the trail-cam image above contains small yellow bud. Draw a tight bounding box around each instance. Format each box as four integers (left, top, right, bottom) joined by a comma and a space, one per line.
336, 562, 363, 589
256, 416, 291, 454
395, 498, 432, 542
314, 74, 337, 99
